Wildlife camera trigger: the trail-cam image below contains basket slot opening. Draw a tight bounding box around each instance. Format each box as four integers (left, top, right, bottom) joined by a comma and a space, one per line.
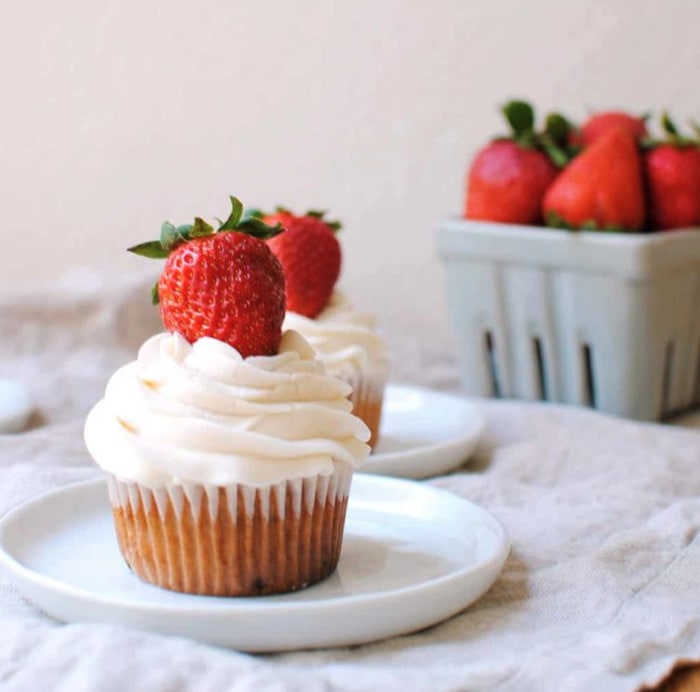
582, 344, 596, 408
484, 330, 502, 398
532, 337, 549, 401
661, 341, 675, 418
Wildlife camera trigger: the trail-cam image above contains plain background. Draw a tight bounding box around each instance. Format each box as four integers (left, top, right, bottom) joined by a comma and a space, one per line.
1, 0, 698, 346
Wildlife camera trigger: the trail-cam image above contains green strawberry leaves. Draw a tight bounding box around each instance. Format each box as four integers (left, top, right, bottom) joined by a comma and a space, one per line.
643, 113, 700, 149
128, 240, 169, 259
503, 101, 535, 137
660, 112, 699, 147
544, 113, 571, 143
218, 196, 244, 230
546, 210, 575, 230
242, 208, 265, 221
305, 209, 342, 232
159, 222, 195, 252
128, 196, 283, 258
501, 99, 574, 167
237, 216, 285, 239
252, 206, 342, 232
661, 112, 679, 137
546, 210, 629, 233
541, 112, 575, 166
191, 217, 215, 237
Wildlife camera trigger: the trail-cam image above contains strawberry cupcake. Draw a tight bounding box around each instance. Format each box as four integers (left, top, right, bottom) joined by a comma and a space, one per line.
84, 197, 370, 596
262, 208, 390, 449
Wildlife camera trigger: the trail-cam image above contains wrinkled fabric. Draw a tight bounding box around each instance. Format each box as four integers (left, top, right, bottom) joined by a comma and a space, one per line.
0, 271, 699, 692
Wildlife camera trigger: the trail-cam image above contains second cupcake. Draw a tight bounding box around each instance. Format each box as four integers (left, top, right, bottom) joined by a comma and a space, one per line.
262, 208, 390, 449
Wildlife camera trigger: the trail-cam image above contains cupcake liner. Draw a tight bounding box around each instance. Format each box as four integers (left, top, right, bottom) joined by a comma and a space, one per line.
107, 463, 353, 596
343, 364, 388, 450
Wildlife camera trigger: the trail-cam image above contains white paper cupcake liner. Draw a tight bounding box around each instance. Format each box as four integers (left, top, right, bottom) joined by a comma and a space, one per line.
341, 362, 389, 449
107, 463, 353, 596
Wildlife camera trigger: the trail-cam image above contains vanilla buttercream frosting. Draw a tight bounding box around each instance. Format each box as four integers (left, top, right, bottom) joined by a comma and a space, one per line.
84, 330, 370, 487
282, 291, 389, 379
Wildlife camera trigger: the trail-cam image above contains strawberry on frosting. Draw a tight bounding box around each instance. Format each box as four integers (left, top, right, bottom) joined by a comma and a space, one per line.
128, 196, 286, 358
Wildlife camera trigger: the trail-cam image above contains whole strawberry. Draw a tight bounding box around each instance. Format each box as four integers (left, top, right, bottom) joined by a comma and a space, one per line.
644, 114, 700, 231
543, 127, 645, 232
261, 208, 341, 318
465, 101, 570, 225
128, 196, 286, 357
576, 111, 648, 147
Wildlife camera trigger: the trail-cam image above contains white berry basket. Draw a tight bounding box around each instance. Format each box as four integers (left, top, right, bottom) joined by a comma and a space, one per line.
437, 219, 700, 421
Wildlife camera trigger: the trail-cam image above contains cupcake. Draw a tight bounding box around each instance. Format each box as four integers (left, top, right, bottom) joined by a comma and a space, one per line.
84, 197, 370, 596
282, 292, 389, 449
261, 208, 390, 448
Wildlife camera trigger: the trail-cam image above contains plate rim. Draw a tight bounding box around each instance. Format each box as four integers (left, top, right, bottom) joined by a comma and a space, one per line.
0, 476, 508, 620
364, 384, 485, 475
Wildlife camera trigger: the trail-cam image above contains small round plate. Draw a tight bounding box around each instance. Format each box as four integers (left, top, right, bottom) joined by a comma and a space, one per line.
0, 476, 508, 652
0, 378, 32, 433
364, 385, 484, 479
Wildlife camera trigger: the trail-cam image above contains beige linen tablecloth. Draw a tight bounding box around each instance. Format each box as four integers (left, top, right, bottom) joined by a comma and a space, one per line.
1, 272, 699, 692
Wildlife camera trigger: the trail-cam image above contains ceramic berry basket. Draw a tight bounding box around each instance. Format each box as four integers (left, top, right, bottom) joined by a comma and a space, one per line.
437, 219, 700, 421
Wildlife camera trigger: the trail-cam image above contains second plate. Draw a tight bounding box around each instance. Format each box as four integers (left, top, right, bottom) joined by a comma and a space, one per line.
364, 385, 484, 479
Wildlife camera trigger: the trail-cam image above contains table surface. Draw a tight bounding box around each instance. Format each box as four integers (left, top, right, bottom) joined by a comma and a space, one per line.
610, 408, 699, 692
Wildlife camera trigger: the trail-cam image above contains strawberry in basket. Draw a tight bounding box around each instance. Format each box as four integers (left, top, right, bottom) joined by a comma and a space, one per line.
573, 110, 648, 148
542, 127, 646, 232
644, 114, 700, 231
465, 101, 572, 225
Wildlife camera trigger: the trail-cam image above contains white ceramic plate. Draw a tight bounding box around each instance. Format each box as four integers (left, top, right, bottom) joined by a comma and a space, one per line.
364, 385, 484, 479
0, 476, 508, 652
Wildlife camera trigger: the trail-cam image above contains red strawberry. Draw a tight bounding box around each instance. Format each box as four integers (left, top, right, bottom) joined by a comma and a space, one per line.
577, 111, 648, 147
543, 127, 645, 231
466, 141, 558, 224
128, 196, 286, 357
644, 114, 700, 231
262, 209, 342, 318
465, 101, 567, 225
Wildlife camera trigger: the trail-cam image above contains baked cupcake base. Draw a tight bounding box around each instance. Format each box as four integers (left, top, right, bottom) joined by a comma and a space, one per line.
108, 465, 352, 596
345, 367, 388, 450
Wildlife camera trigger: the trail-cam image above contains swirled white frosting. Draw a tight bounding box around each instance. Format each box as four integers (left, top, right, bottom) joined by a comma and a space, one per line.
282, 291, 390, 380
84, 330, 370, 487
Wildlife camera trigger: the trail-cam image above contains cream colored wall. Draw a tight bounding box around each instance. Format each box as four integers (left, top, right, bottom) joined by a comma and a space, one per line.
1, 0, 698, 345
